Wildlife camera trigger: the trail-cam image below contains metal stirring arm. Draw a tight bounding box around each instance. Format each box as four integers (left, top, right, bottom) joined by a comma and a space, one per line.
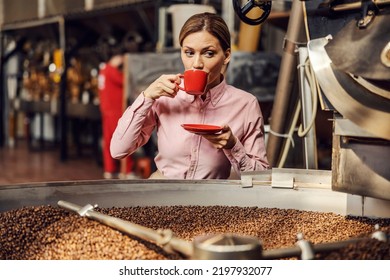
57, 200, 193, 258
58, 200, 389, 260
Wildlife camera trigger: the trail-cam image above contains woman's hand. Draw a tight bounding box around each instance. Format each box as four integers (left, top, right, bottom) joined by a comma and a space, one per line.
200, 125, 237, 150
143, 74, 181, 100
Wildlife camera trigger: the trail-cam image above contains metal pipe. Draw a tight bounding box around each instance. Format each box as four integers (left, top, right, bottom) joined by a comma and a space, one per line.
58, 17, 67, 161
266, 0, 306, 166
0, 32, 5, 147
57, 200, 194, 258
332, 0, 390, 12
309, 0, 390, 17
297, 47, 318, 169
263, 236, 388, 259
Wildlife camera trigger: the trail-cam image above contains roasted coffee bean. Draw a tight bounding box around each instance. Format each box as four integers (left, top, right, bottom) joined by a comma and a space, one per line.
1, 205, 389, 259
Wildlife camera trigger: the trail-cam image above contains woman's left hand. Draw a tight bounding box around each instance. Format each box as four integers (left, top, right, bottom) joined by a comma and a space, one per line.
200, 125, 237, 149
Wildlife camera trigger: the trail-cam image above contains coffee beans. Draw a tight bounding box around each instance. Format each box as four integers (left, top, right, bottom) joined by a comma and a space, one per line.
1, 205, 389, 259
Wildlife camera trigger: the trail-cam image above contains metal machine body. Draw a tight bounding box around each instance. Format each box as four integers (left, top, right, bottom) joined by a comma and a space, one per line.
1, 169, 390, 218
305, 1, 390, 201
241, 0, 390, 201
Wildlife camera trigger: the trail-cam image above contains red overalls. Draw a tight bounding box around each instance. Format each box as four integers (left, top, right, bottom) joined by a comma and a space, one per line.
98, 63, 133, 175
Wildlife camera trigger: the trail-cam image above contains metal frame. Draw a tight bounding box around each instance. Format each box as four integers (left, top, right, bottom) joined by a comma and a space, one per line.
307, 36, 390, 201
2, 169, 390, 218
297, 47, 317, 169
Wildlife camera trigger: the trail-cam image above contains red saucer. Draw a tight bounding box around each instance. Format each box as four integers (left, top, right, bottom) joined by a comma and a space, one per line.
181, 124, 223, 134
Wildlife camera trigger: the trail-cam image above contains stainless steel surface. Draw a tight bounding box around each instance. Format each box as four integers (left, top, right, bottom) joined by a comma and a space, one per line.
349, 75, 390, 100
307, 35, 390, 201
1, 169, 390, 218
298, 47, 318, 169
296, 233, 314, 260
324, 13, 390, 80
334, 118, 376, 138
193, 234, 262, 260
262, 232, 389, 260
332, 130, 390, 201
307, 36, 390, 141
381, 41, 390, 67
331, 0, 390, 12
0, 178, 332, 210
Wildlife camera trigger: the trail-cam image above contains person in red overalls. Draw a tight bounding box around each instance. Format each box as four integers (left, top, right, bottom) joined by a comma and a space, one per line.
98, 52, 135, 179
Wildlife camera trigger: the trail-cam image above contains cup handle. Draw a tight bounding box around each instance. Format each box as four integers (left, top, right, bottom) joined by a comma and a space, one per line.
178, 74, 185, 91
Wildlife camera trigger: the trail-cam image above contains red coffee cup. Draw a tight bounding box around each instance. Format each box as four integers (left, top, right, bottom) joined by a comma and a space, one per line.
178, 69, 208, 95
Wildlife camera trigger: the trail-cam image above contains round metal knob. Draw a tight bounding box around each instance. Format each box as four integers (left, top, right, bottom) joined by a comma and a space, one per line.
192, 233, 263, 260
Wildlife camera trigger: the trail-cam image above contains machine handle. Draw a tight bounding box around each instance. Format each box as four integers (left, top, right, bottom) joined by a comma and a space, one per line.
57, 200, 193, 258
232, 0, 272, 25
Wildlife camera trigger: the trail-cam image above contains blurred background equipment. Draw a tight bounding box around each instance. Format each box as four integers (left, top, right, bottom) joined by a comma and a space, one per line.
0, 0, 158, 164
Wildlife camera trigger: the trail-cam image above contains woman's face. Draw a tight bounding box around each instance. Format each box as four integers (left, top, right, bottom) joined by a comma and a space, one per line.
181, 30, 231, 89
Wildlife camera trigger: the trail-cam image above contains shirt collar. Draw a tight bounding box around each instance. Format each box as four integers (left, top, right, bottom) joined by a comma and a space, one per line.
179, 75, 227, 106
208, 76, 226, 107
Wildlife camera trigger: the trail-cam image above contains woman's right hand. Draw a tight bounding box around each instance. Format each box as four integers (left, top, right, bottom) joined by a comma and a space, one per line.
143, 74, 181, 100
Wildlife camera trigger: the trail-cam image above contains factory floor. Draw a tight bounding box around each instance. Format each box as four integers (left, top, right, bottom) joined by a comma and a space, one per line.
0, 139, 104, 186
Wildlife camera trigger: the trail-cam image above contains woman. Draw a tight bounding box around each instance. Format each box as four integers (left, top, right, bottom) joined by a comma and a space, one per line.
110, 12, 269, 179
98, 51, 134, 179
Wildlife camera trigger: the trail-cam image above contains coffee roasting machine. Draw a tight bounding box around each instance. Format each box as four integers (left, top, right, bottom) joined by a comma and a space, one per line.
233, 0, 390, 201
1, 0, 390, 260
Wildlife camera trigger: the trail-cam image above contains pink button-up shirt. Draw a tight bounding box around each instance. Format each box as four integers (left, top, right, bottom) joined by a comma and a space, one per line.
110, 78, 269, 179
